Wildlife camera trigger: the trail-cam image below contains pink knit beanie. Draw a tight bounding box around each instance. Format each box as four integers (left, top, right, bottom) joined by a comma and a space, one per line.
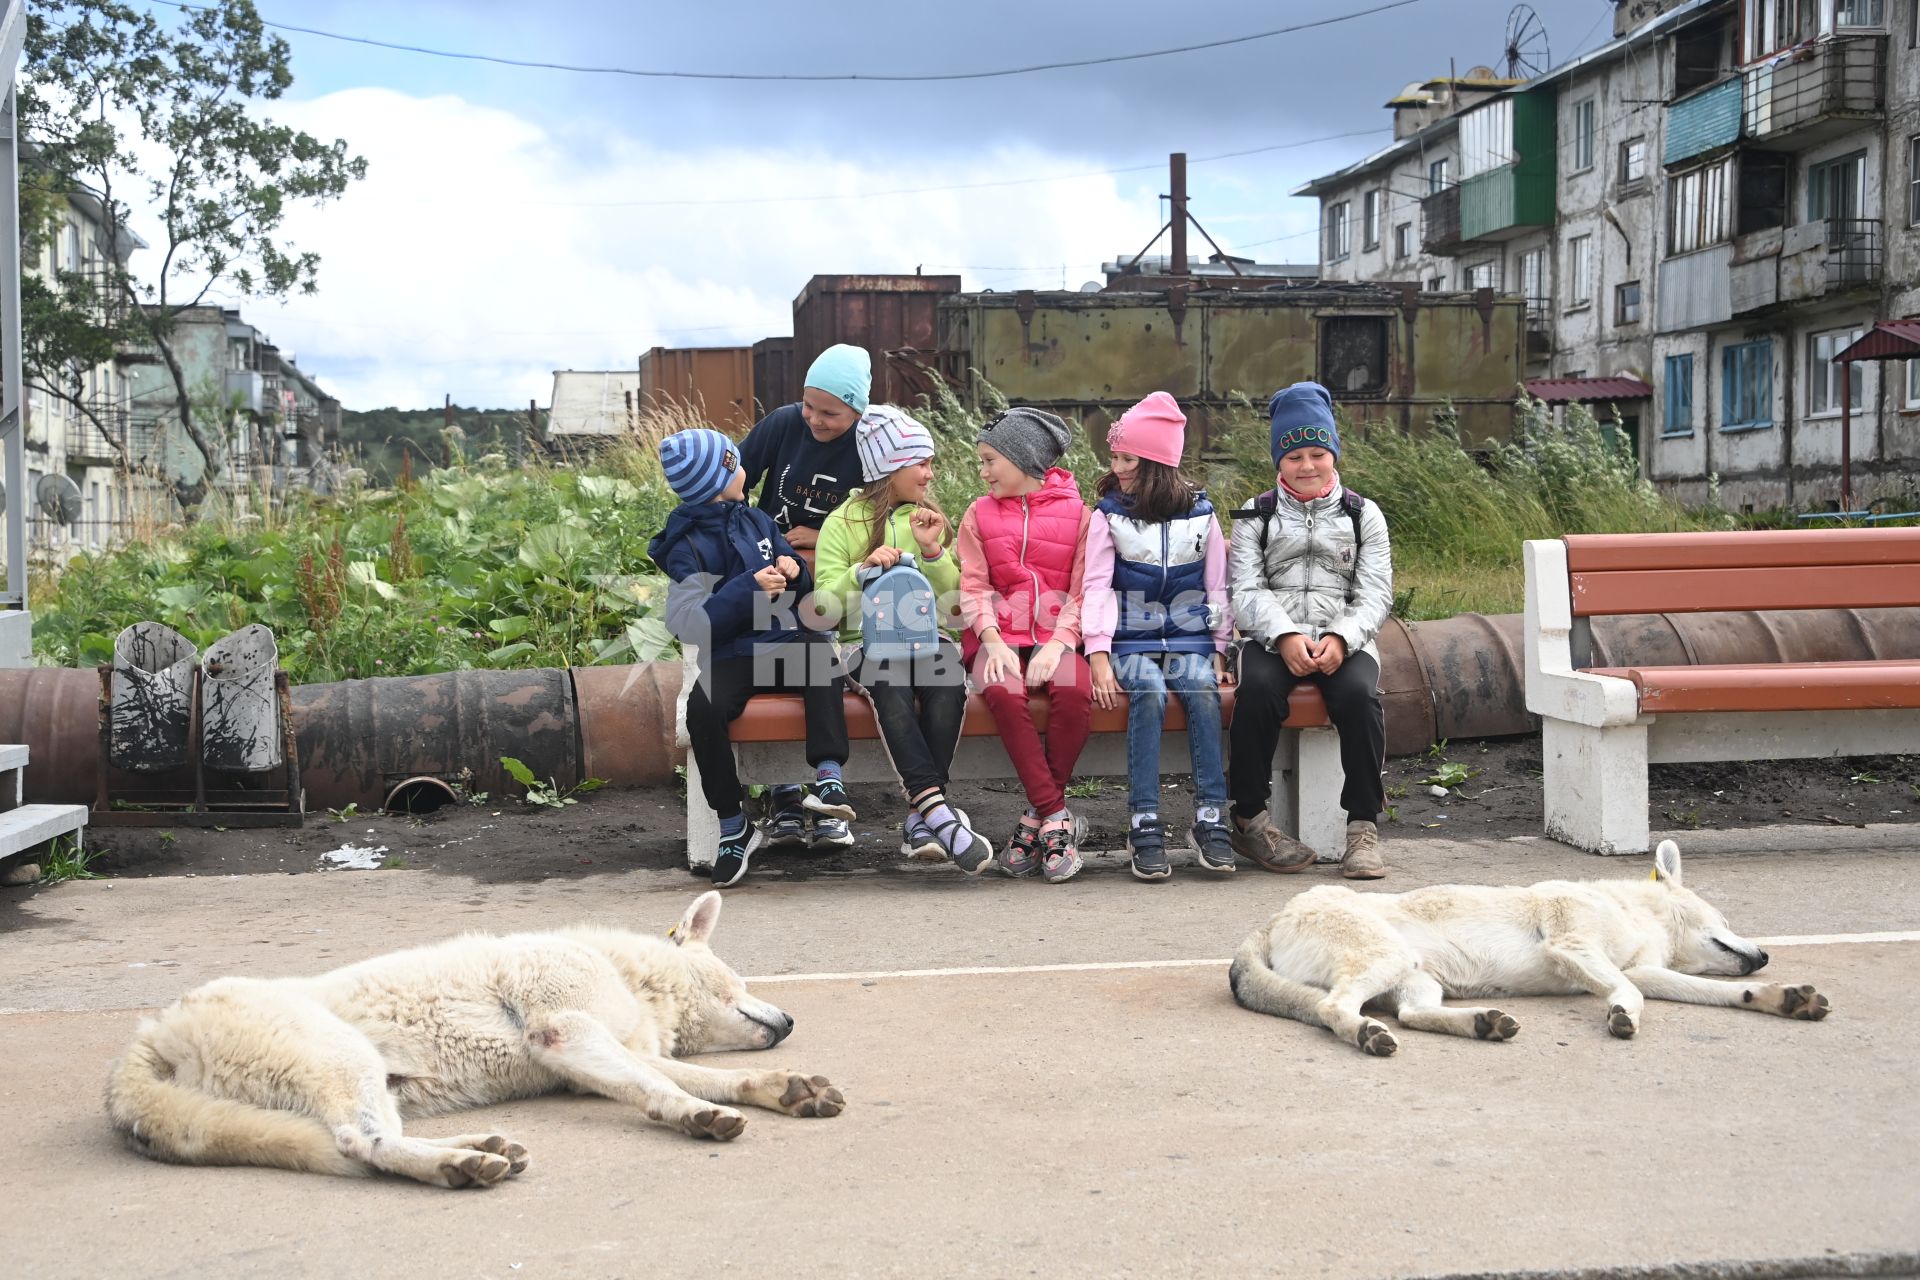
1106, 391, 1187, 468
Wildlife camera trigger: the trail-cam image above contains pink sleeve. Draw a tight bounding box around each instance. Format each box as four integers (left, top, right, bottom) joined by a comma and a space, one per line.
956, 505, 998, 639
1205, 514, 1232, 653
1079, 512, 1117, 655
1049, 507, 1092, 650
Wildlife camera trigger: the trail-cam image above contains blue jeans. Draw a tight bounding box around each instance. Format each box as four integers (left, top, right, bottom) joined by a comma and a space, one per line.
1113, 650, 1226, 817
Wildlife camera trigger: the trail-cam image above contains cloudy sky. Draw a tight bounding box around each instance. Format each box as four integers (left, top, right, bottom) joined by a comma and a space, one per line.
126, 0, 1617, 411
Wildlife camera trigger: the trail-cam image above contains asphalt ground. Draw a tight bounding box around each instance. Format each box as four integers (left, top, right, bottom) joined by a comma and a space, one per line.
3, 825, 1917, 1279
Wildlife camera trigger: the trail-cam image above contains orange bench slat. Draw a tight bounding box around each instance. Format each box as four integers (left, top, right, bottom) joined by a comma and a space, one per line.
1583, 660, 1920, 714
1568, 564, 1919, 616
1563, 528, 1920, 572
726, 684, 1330, 743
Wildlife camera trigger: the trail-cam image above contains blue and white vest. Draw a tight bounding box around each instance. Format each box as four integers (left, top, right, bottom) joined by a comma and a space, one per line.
1095, 492, 1217, 656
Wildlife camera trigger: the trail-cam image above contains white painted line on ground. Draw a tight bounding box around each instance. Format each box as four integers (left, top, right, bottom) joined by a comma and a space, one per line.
744, 930, 1920, 985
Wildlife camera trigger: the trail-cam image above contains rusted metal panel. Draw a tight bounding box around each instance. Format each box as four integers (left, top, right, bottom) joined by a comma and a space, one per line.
751, 337, 794, 416
572, 662, 684, 786
791, 274, 962, 407
637, 346, 755, 432
969, 300, 1200, 402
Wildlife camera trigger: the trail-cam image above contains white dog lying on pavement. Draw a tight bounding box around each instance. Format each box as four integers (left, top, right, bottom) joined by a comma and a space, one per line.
1230, 839, 1830, 1055
106, 891, 843, 1187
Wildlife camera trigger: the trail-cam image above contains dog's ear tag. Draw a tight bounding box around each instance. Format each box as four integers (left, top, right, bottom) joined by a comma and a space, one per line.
667, 923, 679, 940
1648, 869, 1659, 882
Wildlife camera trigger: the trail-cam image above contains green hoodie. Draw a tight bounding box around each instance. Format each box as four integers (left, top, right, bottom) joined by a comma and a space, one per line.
813, 495, 963, 645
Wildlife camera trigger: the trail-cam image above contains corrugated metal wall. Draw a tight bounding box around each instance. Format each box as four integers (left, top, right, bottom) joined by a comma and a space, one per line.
790, 275, 962, 407
751, 337, 793, 419
636, 346, 755, 432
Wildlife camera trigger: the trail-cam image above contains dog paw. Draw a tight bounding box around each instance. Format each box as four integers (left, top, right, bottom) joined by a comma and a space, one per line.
681, 1107, 747, 1142
1607, 1004, 1637, 1039
1357, 1019, 1398, 1057
775, 1073, 845, 1119
441, 1151, 513, 1189
1775, 984, 1830, 1021
475, 1135, 531, 1176
1474, 1010, 1520, 1041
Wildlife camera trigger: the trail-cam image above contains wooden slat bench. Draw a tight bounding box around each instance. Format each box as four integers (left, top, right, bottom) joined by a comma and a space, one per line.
681, 681, 1343, 871
1522, 527, 1920, 854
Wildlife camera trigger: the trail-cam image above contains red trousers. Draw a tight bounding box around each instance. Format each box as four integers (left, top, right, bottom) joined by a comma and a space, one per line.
974, 646, 1094, 816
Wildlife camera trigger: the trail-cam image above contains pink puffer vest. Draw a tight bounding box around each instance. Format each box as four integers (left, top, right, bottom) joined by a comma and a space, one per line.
966, 467, 1085, 652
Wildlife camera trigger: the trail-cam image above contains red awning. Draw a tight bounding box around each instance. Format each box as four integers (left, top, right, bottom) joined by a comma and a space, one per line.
1524, 376, 1654, 405
1836, 320, 1920, 363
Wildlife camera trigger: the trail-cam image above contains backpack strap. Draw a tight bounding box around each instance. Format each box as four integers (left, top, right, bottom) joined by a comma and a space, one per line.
1228, 489, 1280, 556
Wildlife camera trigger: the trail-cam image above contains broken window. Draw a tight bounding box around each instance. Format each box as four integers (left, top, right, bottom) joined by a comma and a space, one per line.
1318, 316, 1390, 395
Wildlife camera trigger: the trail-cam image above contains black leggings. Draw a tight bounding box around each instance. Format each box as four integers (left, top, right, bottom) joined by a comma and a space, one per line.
1228, 640, 1385, 825
685, 633, 849, 820
846, 639, 968, 799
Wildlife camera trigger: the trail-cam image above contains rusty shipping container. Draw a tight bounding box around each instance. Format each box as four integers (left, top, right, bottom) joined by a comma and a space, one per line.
790, 274, 962, 407
938, 282, 1525, 447
751, 336, 794, 419
636, 346, 756, 433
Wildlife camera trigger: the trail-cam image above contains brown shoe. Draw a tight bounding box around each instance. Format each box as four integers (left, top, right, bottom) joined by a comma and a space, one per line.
1230, 810, 1316, 874
1341, 820, 1386, 880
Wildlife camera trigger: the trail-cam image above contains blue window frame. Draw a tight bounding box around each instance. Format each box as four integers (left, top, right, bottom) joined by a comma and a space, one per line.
1662, 354, 1695, 436
1721, 340, 1773, 431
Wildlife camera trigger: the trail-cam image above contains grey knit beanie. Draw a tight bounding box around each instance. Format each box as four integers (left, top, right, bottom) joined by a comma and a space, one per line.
977, 406, 1073, 478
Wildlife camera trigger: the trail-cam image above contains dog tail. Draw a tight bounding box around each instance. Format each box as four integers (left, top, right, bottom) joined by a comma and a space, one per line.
105, 1023, 365, 1177
1228, 931, 1328, 1027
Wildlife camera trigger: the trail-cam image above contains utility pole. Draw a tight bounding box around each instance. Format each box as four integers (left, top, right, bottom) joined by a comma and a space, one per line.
1170, 152, 1188, 277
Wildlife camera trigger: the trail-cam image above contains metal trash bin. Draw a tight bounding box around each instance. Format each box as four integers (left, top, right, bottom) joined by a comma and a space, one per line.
108, 622, 198, 772
201, 624, 284, 772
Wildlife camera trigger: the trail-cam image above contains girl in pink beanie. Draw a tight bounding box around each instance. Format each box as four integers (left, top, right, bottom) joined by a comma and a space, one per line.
1082, 392, 1235, 882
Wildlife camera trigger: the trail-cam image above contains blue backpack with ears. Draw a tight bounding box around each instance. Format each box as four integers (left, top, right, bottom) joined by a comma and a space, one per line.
858, 554, 940, 661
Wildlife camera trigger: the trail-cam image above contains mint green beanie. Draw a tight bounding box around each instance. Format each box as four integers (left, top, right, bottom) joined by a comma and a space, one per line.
803, 344, 872, 414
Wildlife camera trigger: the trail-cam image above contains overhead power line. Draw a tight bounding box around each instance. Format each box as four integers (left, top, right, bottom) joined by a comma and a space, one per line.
148, 0, 1428, 83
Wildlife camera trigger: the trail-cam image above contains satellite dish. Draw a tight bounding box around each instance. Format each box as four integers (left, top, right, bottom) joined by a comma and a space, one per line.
1502, 4, 1551, 79
36, 473, 83, 523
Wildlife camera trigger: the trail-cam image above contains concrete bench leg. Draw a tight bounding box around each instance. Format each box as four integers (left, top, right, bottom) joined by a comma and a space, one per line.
685, 752, 718, 872
1542, 716, 1650, 856
1269, 728, 1346, 862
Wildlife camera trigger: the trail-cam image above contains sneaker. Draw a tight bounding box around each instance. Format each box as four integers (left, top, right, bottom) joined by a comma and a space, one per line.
808, 815, 856, 850
900, 813, 945, 861
1230, 809, 1316, 874
765, 803, 809, 850
803, 778, 857, 822
1128, 816, 1171, 882
928, 808, 993, 876
1040, 814, 1087, 884
1189, 820, 1237, 873
711, 824, 766, 888
1341, 820, 1386, 880
1001, 818, 1044, 878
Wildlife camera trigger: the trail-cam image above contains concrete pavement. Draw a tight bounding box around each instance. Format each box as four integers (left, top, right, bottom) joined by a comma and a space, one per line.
3, 826, 1917, 1278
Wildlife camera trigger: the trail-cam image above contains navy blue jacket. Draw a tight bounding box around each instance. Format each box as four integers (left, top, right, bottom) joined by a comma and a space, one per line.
740, 403, 863, 533
648, 500, 813, 663
1094, 491, 1219, 656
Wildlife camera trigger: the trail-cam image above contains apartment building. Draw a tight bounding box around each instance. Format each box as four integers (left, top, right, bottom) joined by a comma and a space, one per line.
1295, 0, 1920, 513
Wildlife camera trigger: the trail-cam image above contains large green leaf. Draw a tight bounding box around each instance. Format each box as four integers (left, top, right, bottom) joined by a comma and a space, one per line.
347, 561, 399, 600
518, 523, 593, 577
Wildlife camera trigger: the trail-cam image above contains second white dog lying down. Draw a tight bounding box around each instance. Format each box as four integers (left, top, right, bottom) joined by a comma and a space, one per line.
1230, 839, 1831, 1056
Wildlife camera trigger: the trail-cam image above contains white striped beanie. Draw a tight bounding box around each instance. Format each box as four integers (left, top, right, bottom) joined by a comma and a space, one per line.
855, 405, 936, 482
659, 428, 741, 504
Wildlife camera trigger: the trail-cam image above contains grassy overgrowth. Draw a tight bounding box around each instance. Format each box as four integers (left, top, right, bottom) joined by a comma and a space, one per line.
29, 388, 1742, 673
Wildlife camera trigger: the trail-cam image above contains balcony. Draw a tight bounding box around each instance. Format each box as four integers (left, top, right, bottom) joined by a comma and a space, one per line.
64, 408, 130, 465
1729, 218, 1882, 317
1742, 35, 1885, 147
1664, 77, 1742, 167
1420, 184, 1463, 255
1418, 166, 1554, 258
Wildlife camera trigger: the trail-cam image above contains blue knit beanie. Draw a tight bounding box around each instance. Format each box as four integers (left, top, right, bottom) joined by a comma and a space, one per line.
659, 428, 742, 505
804, 343, 872, 414
1268, 381, 1341, 464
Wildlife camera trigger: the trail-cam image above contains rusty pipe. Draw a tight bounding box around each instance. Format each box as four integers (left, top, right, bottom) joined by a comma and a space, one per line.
3, 609, 1916, 807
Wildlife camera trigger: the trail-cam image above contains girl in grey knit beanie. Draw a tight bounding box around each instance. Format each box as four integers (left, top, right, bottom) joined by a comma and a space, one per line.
977, 406, 1073, 478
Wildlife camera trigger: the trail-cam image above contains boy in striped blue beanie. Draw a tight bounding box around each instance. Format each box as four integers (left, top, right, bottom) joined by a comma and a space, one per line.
649, 428, 858, 887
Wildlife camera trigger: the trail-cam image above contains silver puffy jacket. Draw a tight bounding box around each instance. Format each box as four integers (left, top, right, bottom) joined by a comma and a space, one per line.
1228, 486, 1394, 659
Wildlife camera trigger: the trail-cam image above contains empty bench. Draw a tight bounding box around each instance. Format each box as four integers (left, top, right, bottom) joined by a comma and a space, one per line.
0, 743, 89, 875
681, 684, 1343, 871
1522, 528, 1920, 854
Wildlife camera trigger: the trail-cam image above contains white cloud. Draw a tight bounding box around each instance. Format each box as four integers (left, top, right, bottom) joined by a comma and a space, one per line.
205, 88, 1149, 410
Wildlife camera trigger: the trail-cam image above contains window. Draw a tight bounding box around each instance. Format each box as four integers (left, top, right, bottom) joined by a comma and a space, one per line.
64, 224, 79, 272
1519, 247, 1547, 317
1393, 221, 1413, 260
1906, 357, 1920, 408
1325, 201, 1352, 262
1743, 0, 1801, 60
1836, 0, 1884, 25
1669, 159, 1731, 253
1425, 276, 1446, 291
1663, 354, 1696, 436
1319, 316, 1388, 394
1464, 257, 1502, 290
1428, 156, 1450, 195
1721, 340, 1773, 430
1616, 281, 1643, 325
1570, 99, 1596, 171
1566, 235, 1592, 307
1808, 151, 1866, 223
1739, 151, 1790, 234
1910, 136, 1920, 226
1809, 328, 1865, 415
1362, 190, 1381, 250
1618, 137, 1648, 188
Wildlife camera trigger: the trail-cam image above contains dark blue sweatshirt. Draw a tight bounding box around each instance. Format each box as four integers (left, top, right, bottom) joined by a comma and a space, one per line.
740, 403, 863, 533
648, 500, 813, 663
